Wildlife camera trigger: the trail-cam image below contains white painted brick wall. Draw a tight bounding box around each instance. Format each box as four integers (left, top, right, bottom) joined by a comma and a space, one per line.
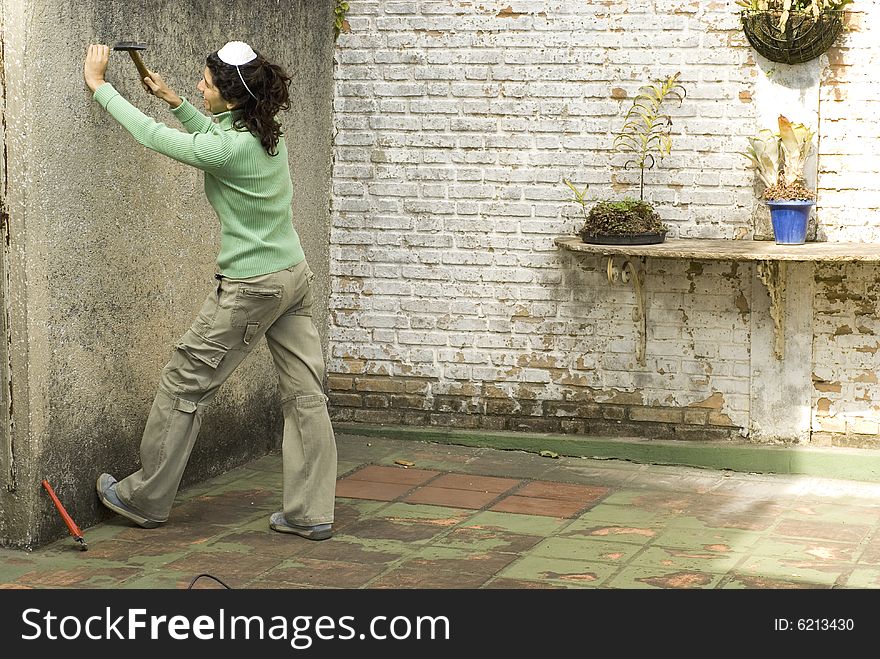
330, 1, 880, 439
818, 2, 880, 241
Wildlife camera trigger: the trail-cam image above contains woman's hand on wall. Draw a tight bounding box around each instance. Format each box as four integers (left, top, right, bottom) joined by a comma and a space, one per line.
84, 44, 109, 92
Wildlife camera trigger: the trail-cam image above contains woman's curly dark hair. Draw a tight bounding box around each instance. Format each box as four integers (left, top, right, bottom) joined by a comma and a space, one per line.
206, 49, 292, 156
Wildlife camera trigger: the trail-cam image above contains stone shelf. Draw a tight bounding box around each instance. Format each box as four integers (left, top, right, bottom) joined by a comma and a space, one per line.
554, 236, 880, 262
554, 236, 880, 363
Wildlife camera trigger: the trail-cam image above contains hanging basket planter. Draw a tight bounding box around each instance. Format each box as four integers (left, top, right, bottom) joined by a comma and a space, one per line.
740, 10, 845, 65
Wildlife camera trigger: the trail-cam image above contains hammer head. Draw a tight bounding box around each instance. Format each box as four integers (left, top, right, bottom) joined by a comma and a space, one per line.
113, 42, 147, 51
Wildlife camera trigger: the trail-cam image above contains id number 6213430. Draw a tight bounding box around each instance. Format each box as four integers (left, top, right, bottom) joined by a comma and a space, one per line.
774, 618, 854, 631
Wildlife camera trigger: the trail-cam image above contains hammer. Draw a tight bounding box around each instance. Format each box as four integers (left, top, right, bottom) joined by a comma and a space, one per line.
41, 479, 88, 551
113, 41, 150, 86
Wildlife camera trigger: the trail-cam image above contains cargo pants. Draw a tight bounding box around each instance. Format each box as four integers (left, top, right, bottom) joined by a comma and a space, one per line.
115, 259, 337, 526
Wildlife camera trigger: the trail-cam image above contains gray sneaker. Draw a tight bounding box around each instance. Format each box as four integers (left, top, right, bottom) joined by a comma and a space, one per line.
96, 473, 161, 529
269, 512, 332, 540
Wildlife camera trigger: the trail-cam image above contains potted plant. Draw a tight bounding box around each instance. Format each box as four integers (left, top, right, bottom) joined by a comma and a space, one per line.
564, 72, 686, 245
742, 114, 816, 244
737, 1, 853, 65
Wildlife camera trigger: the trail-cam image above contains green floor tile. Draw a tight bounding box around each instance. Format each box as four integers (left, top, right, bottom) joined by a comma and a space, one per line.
736, 556, 845, 587
430, 526, 543, 554
750, 536, 859, 563
557, 522, 658, 545
119, 568, 199, 589
337, 460, 366, 476
212, 470, 282, 491
245, 454, 283, 472
530, 536, 644, 563
412, 545, 491, 561
572, 504, 674, 530
651, 522, 764, 551
631, 545, 744, 573
777, 503, 880, 526
0, 554, 40, 584
460, 510, 568, 536
604, 565, 724, 589
498, 555, 619, 587
842, 568, 880, 589
718, 573, 822, 589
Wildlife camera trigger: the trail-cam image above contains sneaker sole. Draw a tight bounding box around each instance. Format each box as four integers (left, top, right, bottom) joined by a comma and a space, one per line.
96, 476, 161, 529
269, 521, 332, 541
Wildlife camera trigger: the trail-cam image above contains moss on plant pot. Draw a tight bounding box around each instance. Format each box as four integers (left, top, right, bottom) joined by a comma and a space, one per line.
579, 199, 668, 239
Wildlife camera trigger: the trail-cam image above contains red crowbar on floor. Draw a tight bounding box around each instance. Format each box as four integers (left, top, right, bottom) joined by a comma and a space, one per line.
41, 479, 88, 551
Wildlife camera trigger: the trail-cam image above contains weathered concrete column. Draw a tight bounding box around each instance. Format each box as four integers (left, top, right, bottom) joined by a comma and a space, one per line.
0, 0, 334, 548
747, 51, 824, 442
749, 262, 814, 443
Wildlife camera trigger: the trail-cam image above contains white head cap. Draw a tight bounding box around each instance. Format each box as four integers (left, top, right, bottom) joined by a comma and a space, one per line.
217, 41, 257, 66
216, 41, 259, 100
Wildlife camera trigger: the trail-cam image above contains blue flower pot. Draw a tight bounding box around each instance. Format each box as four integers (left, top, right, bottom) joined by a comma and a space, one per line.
766, 200, 814, 245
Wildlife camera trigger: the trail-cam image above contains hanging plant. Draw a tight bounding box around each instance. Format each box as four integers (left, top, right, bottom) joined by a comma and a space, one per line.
737, 1, 853, 64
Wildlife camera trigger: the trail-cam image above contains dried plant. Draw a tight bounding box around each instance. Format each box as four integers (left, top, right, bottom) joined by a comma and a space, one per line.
612, 72, 686, 202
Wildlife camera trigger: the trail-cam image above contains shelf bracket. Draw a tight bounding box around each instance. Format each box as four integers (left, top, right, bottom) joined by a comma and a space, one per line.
756, 259, 786, 360
606, 256, 647, 366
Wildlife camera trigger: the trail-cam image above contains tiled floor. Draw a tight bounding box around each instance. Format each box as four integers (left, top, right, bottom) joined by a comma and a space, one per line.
3, 431, 880, 589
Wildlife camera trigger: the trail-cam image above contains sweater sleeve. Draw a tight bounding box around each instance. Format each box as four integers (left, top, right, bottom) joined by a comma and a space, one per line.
170, 98, 216, 134
93, 83, 232, 172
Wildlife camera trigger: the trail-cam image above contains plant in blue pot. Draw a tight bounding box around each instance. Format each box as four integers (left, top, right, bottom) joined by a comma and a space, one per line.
743, 115, 816, 245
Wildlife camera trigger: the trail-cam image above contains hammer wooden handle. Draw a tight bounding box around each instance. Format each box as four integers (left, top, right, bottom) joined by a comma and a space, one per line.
127, 50, 151, 85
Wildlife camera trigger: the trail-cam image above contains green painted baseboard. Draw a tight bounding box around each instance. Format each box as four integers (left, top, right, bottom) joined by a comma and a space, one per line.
333, 422, 880, 483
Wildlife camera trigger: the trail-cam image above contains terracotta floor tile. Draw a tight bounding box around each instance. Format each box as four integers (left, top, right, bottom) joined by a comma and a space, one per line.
515, 481, 610, 502
161, 551, 284, 582
302, 538, 408, 564
428, 473, 522, 493
402, 486, 500, 509
490, 495, 590, 518
15, 566, 141, 588
335, 479, 416, 501
343, 464, 439, 485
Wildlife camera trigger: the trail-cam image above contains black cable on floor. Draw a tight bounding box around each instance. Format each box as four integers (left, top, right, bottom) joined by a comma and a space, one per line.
187, 573, 232, 589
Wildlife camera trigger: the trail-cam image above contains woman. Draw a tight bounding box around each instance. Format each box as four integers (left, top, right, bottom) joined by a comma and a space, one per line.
83, 42, 336, 540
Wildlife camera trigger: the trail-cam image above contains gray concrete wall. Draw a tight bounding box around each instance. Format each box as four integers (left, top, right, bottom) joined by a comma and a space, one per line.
0, 0, 335, 548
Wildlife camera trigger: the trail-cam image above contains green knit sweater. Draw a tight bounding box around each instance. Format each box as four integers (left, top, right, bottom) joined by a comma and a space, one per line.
93, 83, 304, 278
